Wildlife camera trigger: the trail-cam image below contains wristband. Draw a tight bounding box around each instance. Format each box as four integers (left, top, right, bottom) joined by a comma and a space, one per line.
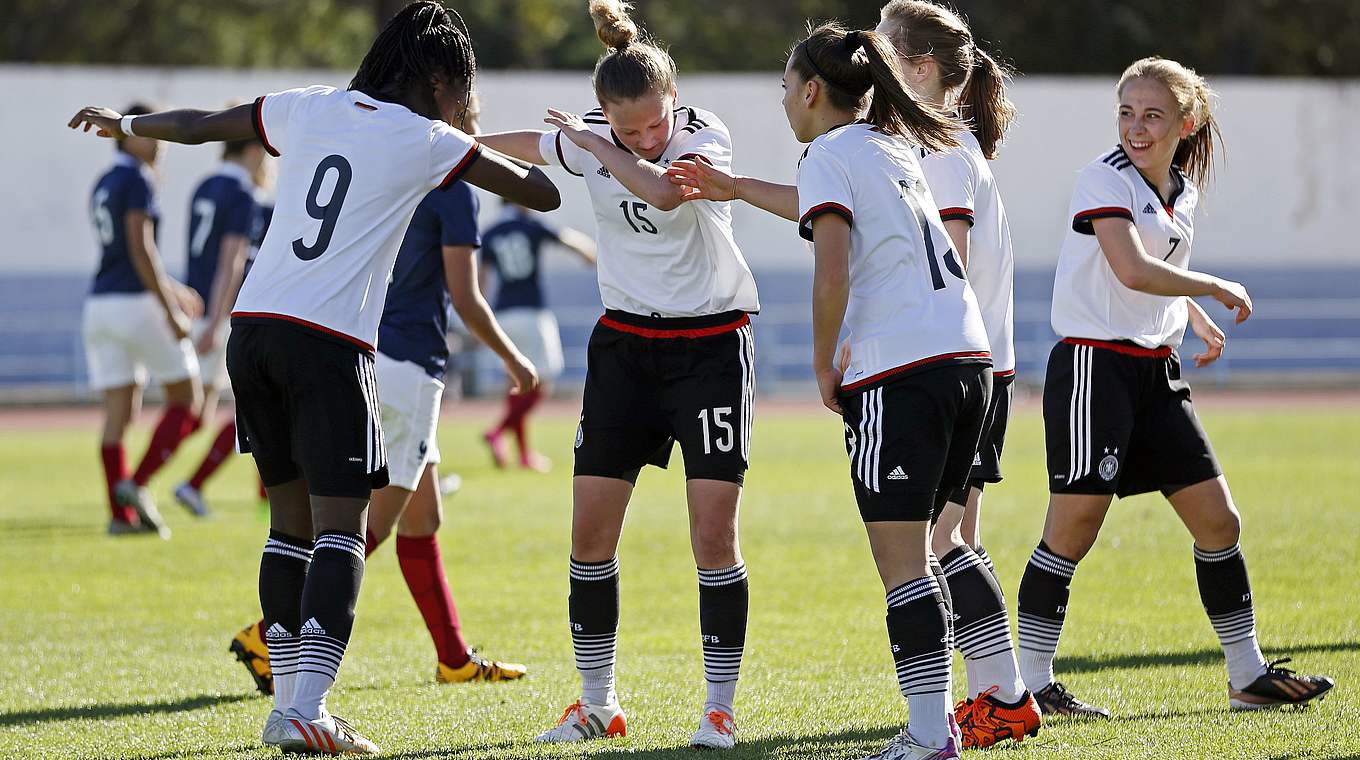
119, 115, 138, 137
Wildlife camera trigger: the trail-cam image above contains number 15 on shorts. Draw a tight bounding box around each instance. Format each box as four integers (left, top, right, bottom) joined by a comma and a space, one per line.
698, 407, 735, 454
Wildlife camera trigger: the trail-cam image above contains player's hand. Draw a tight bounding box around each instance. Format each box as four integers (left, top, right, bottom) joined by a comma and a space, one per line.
505, 353, 540, 395
815, 366, 844, 415
173, 281, 205, 320
167, 309, 193, 341
544, 109, 600, 151
665, 159, 738, 203
1187, 303, 1226, 368
1211, 279, 1252, 324
194, 323, 221, 355
68, 106, 126, 139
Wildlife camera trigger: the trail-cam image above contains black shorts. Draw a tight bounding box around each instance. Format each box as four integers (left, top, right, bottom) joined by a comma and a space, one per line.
947, 371, 1013, 505
1044, 338, 1221, 498
573, 310, 754, 485
840, 362, 992, 523
227, 319, 389, 498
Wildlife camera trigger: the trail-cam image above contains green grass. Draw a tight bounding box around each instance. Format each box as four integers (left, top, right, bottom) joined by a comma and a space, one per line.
1, 401, 1357, 759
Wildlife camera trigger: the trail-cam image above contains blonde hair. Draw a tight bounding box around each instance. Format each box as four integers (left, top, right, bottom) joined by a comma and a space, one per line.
587, 0, 676, 103
1117, 56, 1221, 189
878, 0, 1015, 159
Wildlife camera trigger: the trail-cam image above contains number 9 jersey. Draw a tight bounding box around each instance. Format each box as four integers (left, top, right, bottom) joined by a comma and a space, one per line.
231, 85, 480, 351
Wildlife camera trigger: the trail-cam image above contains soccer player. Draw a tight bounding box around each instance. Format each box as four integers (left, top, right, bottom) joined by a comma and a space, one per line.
232, 176, 534, 696
68, 2, 560, 754
480, 202, 597, 472
83, 102, 204, 539
476, 0, 758, 748
668, 21, 990, 760
173, 135, 267, 517
1013, 56, 1334, 717
875, 1, 1040, 748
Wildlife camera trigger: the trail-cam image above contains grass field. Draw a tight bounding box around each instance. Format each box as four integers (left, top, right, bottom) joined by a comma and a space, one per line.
1, 398, 1357, 759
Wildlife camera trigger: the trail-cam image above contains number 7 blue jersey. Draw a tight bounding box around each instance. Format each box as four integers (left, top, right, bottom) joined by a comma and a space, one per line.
185, 163, 257, 306
89, 152, 159, 295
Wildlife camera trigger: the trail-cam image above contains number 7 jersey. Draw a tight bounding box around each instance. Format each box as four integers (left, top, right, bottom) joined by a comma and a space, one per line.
232, 85, 480, 351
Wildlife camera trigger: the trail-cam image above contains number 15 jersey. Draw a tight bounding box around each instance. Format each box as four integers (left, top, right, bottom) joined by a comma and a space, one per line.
232, 85, 480, 351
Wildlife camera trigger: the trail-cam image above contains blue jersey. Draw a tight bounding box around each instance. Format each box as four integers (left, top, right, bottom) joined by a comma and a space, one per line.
480, 214, 563, 311
377, 183, 481, 378
89, 153, 159, 295
242, 201, 273, 282
185, 163, 257, 305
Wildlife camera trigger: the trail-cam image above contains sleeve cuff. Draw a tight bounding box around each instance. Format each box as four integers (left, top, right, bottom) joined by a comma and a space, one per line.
438, 142, 482, 190
798, 202, 853, 242
554, 132, 583, 177
252, 96, 279, 157
1072, 206, 1134, 235
938, 206, 975, 227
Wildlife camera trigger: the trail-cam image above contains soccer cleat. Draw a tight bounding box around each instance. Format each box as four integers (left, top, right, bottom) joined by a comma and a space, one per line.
261, 710, 288, 746
436, 650, 527, 683
534, 699, 627, 743
860, 728, 959, 760
1229, 658, 1335, 710
172, 482, 211, 518
229, 621, 274, 696
690, 709, 736, 749
276, 711, 379, 755
115, 479, 169, 539
483, 431, 509, 469
955, 686, 1042, 749
1033, 681, 1110, 718
107, 517, 143, 536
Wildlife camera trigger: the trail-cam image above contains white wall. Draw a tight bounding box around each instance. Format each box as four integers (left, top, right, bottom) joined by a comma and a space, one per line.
2, 65, 1356, 277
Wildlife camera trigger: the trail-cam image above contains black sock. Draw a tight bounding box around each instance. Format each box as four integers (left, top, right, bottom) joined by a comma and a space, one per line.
1194, 544, 1267, 687
886, 575, 951, 747
929, 553, 955, 649
974, 545, 1000, 584
1016, 541, 1078, 691
259, 530, 312, 710
698, 563, 748, 714
570, 556, 620, 705
292, 530, 366, 719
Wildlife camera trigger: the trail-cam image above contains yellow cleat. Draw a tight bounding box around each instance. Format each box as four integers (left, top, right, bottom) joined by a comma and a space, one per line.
229, 621, 274, 696
436, 650, 527, 683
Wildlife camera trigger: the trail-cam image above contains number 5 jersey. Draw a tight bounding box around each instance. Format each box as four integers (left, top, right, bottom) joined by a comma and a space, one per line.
232, 85, 481, 351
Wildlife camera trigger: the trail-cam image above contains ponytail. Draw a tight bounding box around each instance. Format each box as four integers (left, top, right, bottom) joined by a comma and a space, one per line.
879, 0, 1016, 158
791, 22, 959, 152
1118, 56, 1221, 189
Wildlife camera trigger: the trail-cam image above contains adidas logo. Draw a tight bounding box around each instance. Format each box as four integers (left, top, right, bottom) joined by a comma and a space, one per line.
597, 166, 612, 179
1142, 203, 1157, 214
886, 466, 909, 481
264, 622, 292, 640
299, 617, 327, 636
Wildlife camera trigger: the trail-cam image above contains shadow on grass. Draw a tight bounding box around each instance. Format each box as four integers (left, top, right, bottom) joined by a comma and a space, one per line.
123, 745, 259, 760
0, 518, 103, 542
0, 693, 253, 727
1058, 640, 1359, 674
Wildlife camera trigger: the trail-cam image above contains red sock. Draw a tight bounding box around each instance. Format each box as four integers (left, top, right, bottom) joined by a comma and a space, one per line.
507, 389, 542, 457
364, 529, 381, 558
395, 534, 469, 667
132, 405, 198, 486
100, 443, 135, 522
188, 421, 236, 490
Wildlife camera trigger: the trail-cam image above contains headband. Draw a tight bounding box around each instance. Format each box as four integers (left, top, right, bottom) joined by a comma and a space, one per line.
798, 38, 862, 94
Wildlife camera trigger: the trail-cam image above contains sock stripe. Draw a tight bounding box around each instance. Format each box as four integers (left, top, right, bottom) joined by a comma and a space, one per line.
886, 575, 940, 609
1209, 609, 1257, 643
698, 563, 748, 586
314, 532, 365, 560
1193, 544, 1242, 563
264, 539, 314, 563
1028, 545, 1077, 578
942, 550, 988, 577
570, 556, 620, 581
1016, 613, 1063, 652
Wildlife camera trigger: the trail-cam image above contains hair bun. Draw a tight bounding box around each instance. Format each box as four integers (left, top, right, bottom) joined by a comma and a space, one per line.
844, 30, 864, 53
589, 0, 638, 50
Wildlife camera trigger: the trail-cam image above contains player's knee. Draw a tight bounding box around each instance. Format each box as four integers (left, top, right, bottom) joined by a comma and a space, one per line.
1200, 508, 1242, 548
691, 524, 738, 567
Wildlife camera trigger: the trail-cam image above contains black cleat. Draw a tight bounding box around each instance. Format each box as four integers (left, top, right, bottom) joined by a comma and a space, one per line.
1229, 658, 1334, 710
1034, 681, 1110, 718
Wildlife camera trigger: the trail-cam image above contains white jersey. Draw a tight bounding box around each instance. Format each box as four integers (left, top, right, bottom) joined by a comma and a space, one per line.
1051, 146, 1198, 348
796, 123, 990, 390
537, 105, 759, 317
918, 131, 1015, 375
232, 85, 480, 350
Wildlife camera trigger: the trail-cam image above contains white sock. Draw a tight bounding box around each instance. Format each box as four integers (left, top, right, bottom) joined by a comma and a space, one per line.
581, 666, 616, 706
1225, 636, 1268, 690
705, 680, 737, 716
1018, 648, 1056, 694
907, 692, 951, 748
290, 672, 333, 721
971, 651, 1026, 703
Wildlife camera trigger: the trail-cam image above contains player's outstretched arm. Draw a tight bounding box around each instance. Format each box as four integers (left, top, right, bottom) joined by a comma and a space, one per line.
68, 104, 256, 144
476, 131, 551, 166
462, 147, 561, 212
1092, 216, 1252, 322
545, 108, 687, 211
666, 159, 799, 222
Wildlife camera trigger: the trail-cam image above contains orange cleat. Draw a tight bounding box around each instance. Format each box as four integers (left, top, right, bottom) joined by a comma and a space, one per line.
956, 686, 1042, 749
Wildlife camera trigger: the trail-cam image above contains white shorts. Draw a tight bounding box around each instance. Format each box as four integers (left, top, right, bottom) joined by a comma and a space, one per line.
375, 351, 444, 491
498, 307, 564, 381
82, 293, 199, 391
192, 319, 230, 388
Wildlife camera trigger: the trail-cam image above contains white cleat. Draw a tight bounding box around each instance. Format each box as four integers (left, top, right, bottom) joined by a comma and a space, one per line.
534, 699, 627, 743
115, 479, 169, 539
862, 728, 960, 760
173, 481, 211, 517
261, 710, 288, 747
690, 709, 736, 749
276, 710, 379, 755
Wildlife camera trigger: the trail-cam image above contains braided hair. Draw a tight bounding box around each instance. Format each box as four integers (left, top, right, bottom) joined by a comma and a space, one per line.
349, 1, 477, 108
